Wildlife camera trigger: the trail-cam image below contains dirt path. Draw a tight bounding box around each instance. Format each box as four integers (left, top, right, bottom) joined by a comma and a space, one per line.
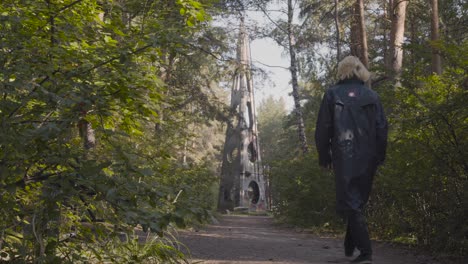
177, 215, 441, 264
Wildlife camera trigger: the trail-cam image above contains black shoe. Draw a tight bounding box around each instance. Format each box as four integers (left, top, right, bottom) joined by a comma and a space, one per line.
345, 247, 355, 257
350, 254, 372, 263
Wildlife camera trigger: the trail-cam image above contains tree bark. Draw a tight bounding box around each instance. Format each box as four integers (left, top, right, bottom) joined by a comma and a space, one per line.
357, 0, 369, 67
351, 0, 369, 67
78, 119, 96, 149
383, 0, 392, 68
409, 11, 417, 71
350, 4, 360, 60
431, 0, 442, 75
388, 0, 408, 78
334, 0, 341, 62
287, 0, 308, 154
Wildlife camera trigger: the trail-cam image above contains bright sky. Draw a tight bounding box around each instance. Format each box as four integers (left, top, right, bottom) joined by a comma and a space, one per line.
212, 5, 297, 112
250, 37, 293, 111
245, 10, 295, 112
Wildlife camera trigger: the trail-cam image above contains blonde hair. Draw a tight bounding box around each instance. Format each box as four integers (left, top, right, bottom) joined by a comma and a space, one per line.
337, 56, 370, 82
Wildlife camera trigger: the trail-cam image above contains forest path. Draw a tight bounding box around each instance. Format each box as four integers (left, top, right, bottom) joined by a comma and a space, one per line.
177, 215, 440, 264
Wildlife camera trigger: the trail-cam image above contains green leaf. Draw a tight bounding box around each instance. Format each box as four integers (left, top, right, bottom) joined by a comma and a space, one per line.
196, 12, 204, 22
186, 18, 194, 27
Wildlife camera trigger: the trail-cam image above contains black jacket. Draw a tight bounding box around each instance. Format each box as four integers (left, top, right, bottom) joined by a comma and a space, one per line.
315, 78, 388, 213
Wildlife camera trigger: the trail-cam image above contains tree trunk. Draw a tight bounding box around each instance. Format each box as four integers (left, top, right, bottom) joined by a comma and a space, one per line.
388, 0, 408, 78
351, 0, 369, 67
357, 0, 369, 67
78, 119, 96, 149
287, 0, 308, 154
350, 5, 360, 60
409, 11, 417, 73
383, 0, 392, 68
431, 0, 442, 75
334, 0, 341, 62
155, 52, 176, 132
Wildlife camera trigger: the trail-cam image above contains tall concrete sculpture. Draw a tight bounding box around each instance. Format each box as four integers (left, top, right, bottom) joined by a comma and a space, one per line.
218, 20, 268, 212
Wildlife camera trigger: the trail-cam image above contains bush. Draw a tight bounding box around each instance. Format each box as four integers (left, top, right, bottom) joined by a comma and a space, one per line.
368, 49, 468, 255
269, 153, 339, 228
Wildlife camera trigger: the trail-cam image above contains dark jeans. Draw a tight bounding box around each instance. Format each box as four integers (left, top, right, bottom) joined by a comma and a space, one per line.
344, 210, 372, 256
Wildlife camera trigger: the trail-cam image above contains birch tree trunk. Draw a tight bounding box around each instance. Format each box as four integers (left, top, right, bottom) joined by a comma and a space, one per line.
287, 0, 308, 154
431, 0, 442, 75
388, 0, 408, 78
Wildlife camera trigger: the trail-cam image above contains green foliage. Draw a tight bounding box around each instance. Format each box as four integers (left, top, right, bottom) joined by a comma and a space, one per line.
257, 90, 338, 227
368, 43, 468, 254
257, 96, 288, 163
78, 231, 187, 264
1, 0, 225, 262
269, 153, 338, 227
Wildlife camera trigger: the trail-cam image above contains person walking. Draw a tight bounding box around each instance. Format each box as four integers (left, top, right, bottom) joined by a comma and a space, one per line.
315, 56, 388, 264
